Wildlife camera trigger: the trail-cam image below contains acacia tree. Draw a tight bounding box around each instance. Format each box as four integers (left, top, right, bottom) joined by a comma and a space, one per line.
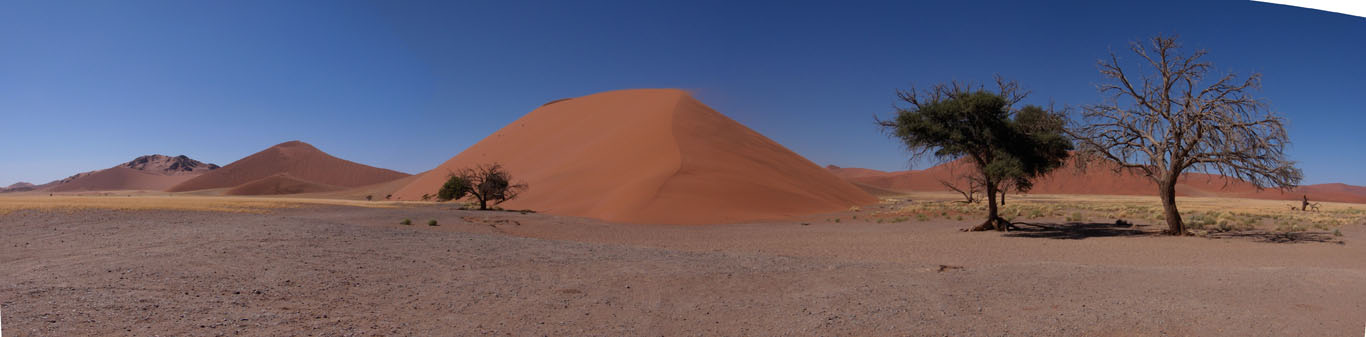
441, 163, 528, 210
1069, 35, 1302, 235
879, 79, 1073, 231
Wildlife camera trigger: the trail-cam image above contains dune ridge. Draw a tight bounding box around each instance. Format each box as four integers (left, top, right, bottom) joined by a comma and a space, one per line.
392, 89, 875, 224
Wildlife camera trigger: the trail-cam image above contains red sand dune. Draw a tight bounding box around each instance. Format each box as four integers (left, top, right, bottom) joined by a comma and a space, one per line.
225, 173, 344, 196
167, 141, 409, 194
830, 158, 1366, 204
41, 154, 220, 192
392, 89, 876, 224
47, 167, 199, 192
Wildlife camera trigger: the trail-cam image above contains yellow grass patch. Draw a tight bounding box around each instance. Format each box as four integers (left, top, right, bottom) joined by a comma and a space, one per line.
0, 195, 413, 215
872, 192, 1366, 232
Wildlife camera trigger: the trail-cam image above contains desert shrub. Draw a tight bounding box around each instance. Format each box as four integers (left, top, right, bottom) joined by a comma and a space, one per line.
421, 194, 432, 201
834, 218, 841, 223
916, 213, 929, 222
427, 219, 438, 226
400, 218, 412, 226
956, 215, 963, 221
1028, 208, 1045, 219
1066, 212, 1084, 222
1333, 229, 1343, 237
365, 195, 373, 201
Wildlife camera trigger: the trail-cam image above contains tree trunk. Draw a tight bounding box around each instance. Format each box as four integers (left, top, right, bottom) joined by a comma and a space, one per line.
967, 181, 1010, 231
1158, 176, 1185, 235
479, 197, 489, 210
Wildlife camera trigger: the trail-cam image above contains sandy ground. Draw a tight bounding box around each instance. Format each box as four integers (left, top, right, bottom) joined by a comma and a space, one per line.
1, 200, 1364, 336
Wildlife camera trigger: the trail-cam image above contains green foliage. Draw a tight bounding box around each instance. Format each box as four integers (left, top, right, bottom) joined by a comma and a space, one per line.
881, 88, 1072, 194
400, 218, 412, 226
437, 174, 471, 202
427, 219, 438, 226
916, 213, 929, 222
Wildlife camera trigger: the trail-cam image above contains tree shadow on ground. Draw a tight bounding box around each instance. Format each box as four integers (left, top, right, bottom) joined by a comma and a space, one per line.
1003, 222, 1154, 240
1204, 231, 1343, 244
1002, 222, 1344, 244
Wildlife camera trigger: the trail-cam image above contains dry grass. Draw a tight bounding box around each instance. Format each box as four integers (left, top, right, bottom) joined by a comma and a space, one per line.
872, 192, 1366, 234
0, 195, 413, 215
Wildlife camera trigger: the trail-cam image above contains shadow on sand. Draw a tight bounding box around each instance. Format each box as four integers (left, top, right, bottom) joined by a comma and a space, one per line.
1002, 222, 1344, 244
1003, 222, 1154, 240
1204, 231, 1343, 244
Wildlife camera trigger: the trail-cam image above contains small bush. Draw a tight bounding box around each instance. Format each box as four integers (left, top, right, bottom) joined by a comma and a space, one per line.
834, 218, 841, 223
916, 213, 929, 222
427, 219, 438, 226
400, 219, 412, 226
1066, 212, 1084, 222
955, 215, 963, 221
1333, 229, 1343, 237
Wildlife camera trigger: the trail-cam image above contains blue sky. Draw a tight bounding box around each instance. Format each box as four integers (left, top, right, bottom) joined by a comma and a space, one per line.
2, 0, 1363, 185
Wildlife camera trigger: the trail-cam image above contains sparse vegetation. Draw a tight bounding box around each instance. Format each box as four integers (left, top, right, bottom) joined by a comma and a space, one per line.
427, 219, 438, 226
400, 218, 412, 226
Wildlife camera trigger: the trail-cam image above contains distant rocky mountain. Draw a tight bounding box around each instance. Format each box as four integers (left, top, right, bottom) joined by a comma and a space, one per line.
0, 182, 37, 193
121, 154, 220, 175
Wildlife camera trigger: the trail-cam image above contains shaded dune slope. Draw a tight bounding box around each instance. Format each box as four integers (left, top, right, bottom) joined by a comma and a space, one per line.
167, 141, 409, 194
224, 174, 344, 196
393, 89, 875, 224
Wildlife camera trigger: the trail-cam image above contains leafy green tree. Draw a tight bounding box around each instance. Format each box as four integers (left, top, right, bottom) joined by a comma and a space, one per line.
437, 174, 471, 202
879, 79, 1072, 231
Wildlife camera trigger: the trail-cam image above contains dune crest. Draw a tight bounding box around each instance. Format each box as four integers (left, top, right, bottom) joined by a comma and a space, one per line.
393, 89, 876, 224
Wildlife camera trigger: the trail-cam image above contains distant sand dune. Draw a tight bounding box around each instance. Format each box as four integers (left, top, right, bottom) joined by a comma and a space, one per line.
167, 141, 409, 195
830, 158, 1366, 204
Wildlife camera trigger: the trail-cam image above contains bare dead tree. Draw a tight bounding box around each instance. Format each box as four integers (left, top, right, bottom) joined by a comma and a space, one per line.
1068, 35, 1302, 235
939, 178, 979, 203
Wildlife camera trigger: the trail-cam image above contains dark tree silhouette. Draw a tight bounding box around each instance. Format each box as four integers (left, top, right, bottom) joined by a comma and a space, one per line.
440, 163, 528, 210
879, 78, 1073, 231
1069, 35, 1302, 235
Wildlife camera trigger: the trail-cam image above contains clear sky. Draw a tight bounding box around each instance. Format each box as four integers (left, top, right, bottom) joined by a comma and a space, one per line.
2, 0, 1363, 186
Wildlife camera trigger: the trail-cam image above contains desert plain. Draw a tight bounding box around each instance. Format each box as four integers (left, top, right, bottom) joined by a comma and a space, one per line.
1, 192, 1363, 336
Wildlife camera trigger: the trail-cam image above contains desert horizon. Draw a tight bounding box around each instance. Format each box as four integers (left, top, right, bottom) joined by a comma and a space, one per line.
3, 1, 1365, 336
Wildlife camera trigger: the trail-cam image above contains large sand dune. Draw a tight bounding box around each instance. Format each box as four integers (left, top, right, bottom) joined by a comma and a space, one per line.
167, 141, 409, 194
393, 89, 876, 224
831, 158, 1366, 204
